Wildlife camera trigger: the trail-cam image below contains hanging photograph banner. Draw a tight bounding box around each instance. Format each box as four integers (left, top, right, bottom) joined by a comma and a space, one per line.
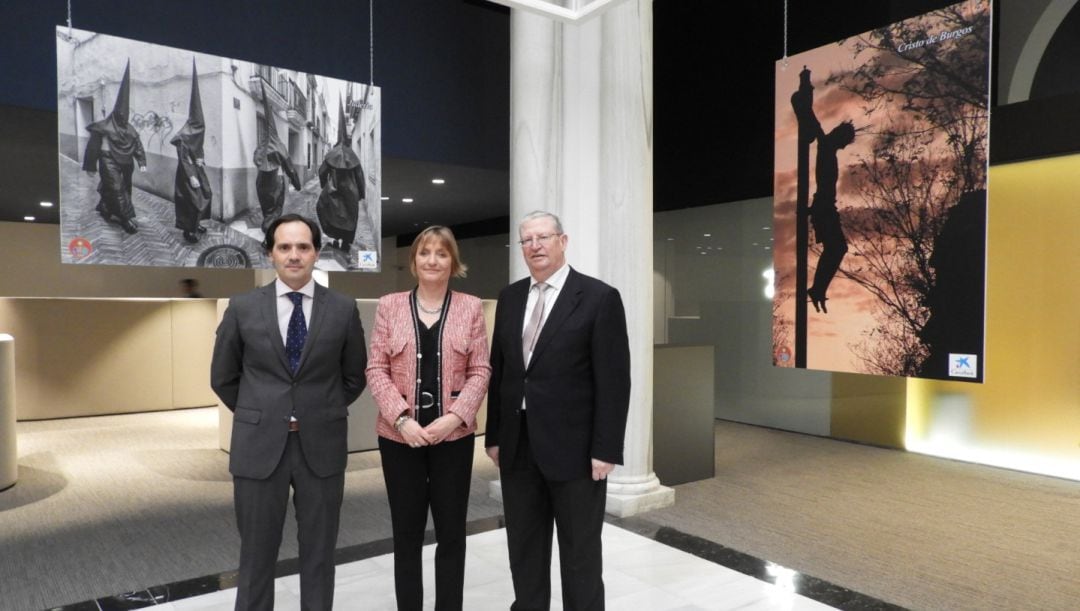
57, 27, 382, 271
772, 0, 990, 382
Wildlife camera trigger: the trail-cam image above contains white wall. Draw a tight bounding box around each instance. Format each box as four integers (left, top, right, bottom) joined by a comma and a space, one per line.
653, 198, 833, 436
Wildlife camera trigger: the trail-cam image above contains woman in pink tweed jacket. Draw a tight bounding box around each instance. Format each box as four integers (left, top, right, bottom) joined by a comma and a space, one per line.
366, 225, 490, 611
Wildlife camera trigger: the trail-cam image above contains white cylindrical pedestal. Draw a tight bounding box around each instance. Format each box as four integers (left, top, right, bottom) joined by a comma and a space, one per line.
0, 334, 17, 491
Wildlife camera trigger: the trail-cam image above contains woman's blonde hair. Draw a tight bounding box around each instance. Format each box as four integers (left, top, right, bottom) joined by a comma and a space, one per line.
409, 225, 468, 278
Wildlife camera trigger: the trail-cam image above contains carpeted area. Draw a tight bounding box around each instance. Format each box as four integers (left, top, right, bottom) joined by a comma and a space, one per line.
3, 411, 1078, 610
642, 421, 1080, 611
0, 407, 503, 610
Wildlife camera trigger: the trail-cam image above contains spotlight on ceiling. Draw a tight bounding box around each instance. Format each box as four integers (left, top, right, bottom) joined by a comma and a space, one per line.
431, 178, 445, 185
402, 198, 414, 204
24, 216, 36, 222
40, 201, 54, 208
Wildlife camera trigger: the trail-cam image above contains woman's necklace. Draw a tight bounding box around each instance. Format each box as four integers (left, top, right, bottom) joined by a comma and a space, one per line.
417, 295, 444, 315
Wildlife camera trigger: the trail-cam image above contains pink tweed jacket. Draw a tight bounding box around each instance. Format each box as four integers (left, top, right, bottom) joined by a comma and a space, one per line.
366, 290, 491, 444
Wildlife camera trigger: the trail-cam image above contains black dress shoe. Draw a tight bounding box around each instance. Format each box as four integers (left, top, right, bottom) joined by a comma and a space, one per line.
196, 226, 207, 234
182, 230, 198, 244
120, 220, 138, 235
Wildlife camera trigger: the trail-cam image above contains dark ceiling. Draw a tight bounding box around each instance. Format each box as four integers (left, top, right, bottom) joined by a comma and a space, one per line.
0, 0, 511, 234
654, 0, 966, 211
4, 1, 1072, 233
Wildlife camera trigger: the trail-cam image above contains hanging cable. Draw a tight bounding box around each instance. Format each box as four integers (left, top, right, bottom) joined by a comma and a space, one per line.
369, 0, 375, 85
67, 0, 73, 37
781, 0, 789, 69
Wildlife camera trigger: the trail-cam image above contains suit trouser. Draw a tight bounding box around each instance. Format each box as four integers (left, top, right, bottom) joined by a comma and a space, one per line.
501, 413, 608, 611
379, 434, 475, 611
233, 431, 344, 611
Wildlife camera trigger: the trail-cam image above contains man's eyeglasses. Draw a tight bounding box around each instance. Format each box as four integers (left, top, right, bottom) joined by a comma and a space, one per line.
518, 233, 561, 247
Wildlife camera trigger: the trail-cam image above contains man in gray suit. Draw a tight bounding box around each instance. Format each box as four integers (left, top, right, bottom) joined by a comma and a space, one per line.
211, 213, 367, 611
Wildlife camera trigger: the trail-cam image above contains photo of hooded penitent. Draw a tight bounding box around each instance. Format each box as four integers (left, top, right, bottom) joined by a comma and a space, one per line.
57, 27, 382, 271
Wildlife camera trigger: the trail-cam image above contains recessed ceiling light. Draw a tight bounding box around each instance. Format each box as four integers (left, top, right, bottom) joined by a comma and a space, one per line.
380, 196, 389, 201
431, 178, 445, 185
23, 216, 35, 221
402, 198, 414, 204
665, 237, 675, 241
40, 201, 54, 208
703, 233, 711, 237
762, 226, 770, 230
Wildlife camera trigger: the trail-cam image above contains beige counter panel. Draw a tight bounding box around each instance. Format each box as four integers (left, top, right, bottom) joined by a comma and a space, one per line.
170, 300, 219, 409
0, 298, 218, 420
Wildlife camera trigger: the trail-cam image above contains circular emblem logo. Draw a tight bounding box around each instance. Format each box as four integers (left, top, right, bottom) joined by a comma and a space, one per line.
197, 245, 252, 268
775, 346, 792, 364
68, 237, 93, 260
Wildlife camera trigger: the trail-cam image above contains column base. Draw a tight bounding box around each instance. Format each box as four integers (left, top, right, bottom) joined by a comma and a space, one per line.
605, 472, 675, 517
488, 474, 675, 518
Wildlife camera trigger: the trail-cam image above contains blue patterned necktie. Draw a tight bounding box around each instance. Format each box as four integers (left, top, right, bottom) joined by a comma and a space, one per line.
285, 292, 307, 373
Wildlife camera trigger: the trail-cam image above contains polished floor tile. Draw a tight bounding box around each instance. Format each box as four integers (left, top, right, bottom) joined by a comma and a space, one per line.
165, 525, 836, 610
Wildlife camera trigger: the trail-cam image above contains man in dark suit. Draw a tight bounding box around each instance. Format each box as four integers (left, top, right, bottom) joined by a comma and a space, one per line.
211, 213, 367, 611
486, 210, 631, 611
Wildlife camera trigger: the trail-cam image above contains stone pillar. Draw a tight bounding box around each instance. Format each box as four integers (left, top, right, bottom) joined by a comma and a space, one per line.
505, 0, 673, 516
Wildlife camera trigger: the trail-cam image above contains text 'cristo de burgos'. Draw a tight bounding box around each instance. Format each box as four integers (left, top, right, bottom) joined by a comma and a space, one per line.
896, 25, 974, 53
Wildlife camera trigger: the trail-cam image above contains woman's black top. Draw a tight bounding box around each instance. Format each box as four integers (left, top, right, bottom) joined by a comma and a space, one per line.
417, 317, 441, 426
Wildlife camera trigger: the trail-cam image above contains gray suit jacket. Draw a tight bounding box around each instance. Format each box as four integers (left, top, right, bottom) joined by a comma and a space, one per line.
211, 282, 367, 479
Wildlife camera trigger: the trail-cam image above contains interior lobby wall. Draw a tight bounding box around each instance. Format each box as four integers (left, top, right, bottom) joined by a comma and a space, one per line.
0, 298, 219, 419
654, 156, 1079, 471
655, 199, 835, 438
906, 154, 1080, 478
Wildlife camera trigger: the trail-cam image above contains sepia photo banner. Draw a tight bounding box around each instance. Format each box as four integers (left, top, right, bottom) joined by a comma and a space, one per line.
772, 1, 991, 382
57, 27, 382, 271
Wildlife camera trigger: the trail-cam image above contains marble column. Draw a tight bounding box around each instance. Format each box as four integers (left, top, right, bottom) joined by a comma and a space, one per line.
504, 0, 673, 516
